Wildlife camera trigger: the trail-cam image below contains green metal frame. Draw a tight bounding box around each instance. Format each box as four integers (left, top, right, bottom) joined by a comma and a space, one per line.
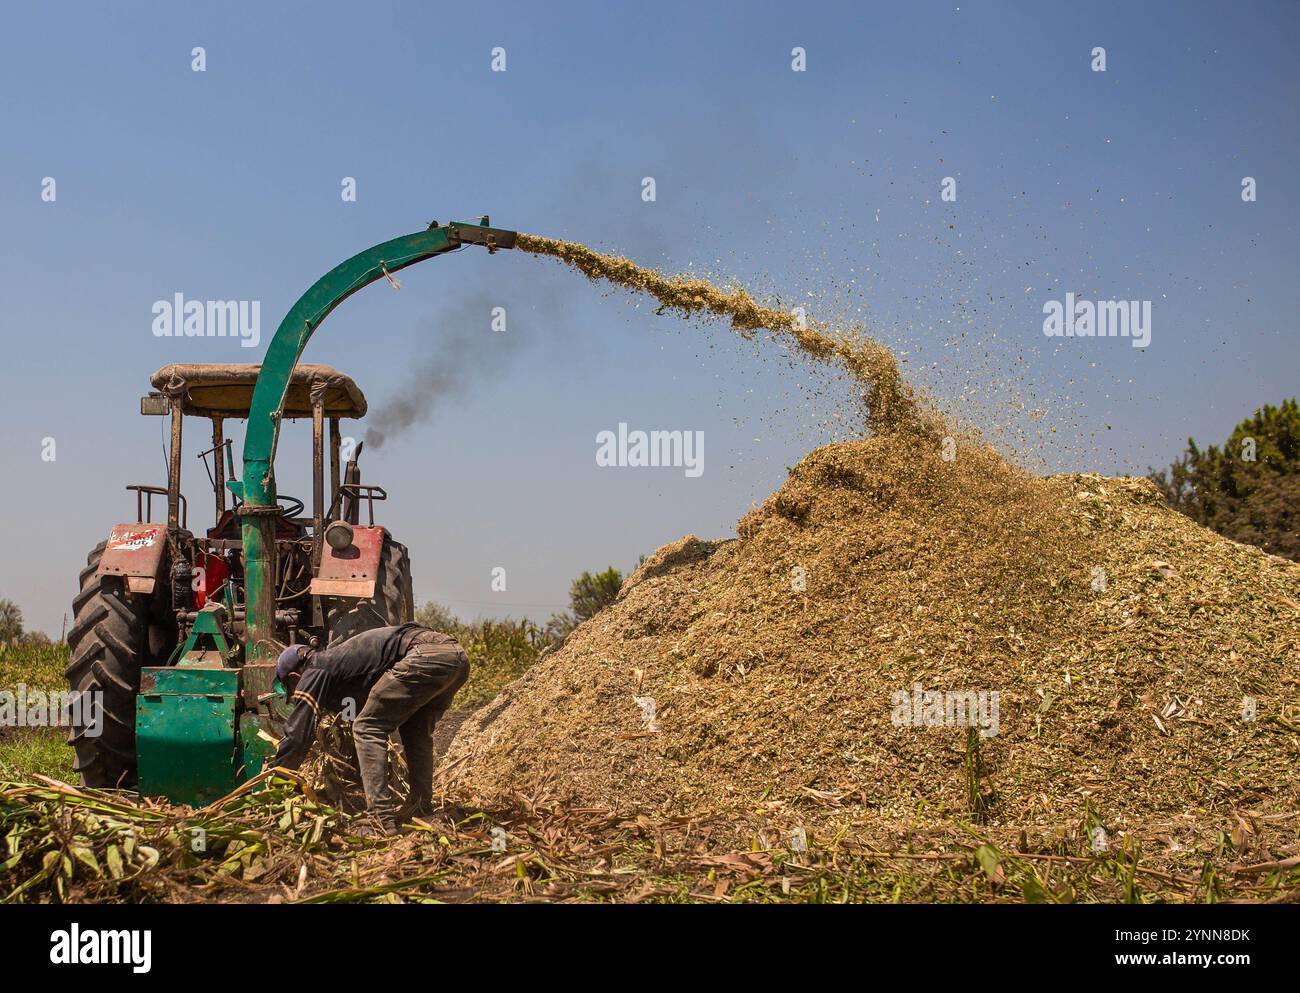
168, 601, 236, 666
234, 219, 516, 659
136, 666, 243, 805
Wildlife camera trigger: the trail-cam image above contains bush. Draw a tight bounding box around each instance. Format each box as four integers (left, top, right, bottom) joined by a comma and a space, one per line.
415, 566, 625, 710
1149, 398, 1300, 560
415, 604, 553, 710
0, 599, 22, 644
543, 567, 624, 644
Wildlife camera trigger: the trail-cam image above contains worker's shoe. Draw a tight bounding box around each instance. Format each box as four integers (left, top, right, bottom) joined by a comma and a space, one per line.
395, 800, 435, 825
350, 814, 399, 839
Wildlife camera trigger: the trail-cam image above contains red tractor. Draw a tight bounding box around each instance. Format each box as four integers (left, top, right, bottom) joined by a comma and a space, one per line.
64, 219, 515, 804
66, 362, 413, 790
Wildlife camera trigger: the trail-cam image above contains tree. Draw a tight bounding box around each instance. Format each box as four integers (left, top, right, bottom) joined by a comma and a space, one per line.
1149, 398, 1300, 560
545, 567, 624, 645
569, 567, 624, 623
0, 599, 22, 643
1147, 451, 1196, 515
416, 601, 461, 633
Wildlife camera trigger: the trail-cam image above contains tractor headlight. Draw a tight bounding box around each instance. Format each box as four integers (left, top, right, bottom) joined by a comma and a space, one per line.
324, 520, 354, 552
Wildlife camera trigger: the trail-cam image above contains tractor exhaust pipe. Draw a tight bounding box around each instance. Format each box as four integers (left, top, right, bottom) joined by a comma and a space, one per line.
342, 441, 362, 525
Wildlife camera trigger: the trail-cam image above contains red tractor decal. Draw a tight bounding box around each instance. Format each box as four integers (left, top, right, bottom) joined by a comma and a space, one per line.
98, 524, 168, 593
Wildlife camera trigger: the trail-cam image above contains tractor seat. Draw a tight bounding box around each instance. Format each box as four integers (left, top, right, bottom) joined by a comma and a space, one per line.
207, 501, 308, 542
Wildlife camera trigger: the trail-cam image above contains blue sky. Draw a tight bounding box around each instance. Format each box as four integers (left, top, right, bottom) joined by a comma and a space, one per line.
1, 1, 1296, 635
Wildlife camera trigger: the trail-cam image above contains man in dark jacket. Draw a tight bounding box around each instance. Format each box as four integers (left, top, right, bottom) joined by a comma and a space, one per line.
271, 623, 469, 833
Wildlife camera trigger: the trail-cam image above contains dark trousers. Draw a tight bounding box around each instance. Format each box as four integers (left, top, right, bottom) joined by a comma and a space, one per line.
352, 635, 469, 827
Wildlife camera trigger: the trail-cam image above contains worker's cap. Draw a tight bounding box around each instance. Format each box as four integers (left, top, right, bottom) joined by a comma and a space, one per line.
275, 644, 310, 682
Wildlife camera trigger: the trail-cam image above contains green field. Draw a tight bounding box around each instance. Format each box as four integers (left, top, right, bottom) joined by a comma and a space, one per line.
0, 643, 75, 782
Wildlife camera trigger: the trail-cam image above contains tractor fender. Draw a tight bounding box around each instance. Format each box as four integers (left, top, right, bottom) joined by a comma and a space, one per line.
310, 524, 386, 599
96, 524, 169, 594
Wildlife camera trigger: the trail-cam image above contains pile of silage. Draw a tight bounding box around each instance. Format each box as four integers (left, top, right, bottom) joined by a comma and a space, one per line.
443, 430, 1300, 834
440, 235, 1300, 838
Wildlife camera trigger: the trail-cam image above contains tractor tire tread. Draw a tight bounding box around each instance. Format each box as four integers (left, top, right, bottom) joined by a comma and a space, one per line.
327, 534, 413, 644
64, 541, 152, 788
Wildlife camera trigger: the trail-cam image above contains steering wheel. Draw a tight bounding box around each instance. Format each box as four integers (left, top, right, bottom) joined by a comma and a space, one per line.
276, 494, 306, 518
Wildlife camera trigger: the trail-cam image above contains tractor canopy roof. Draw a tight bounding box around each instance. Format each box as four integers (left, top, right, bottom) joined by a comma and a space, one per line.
150, 363, 368, 419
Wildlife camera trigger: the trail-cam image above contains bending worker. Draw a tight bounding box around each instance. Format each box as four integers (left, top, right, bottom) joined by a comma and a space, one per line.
271, 623, 470, 834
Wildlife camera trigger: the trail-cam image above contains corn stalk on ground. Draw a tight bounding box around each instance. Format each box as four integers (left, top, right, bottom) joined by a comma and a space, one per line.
3, 771, 1299, 904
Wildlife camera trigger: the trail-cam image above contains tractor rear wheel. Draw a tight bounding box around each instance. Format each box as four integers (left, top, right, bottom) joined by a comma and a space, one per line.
64, 542, 154, 788
327, 534, 413, 644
